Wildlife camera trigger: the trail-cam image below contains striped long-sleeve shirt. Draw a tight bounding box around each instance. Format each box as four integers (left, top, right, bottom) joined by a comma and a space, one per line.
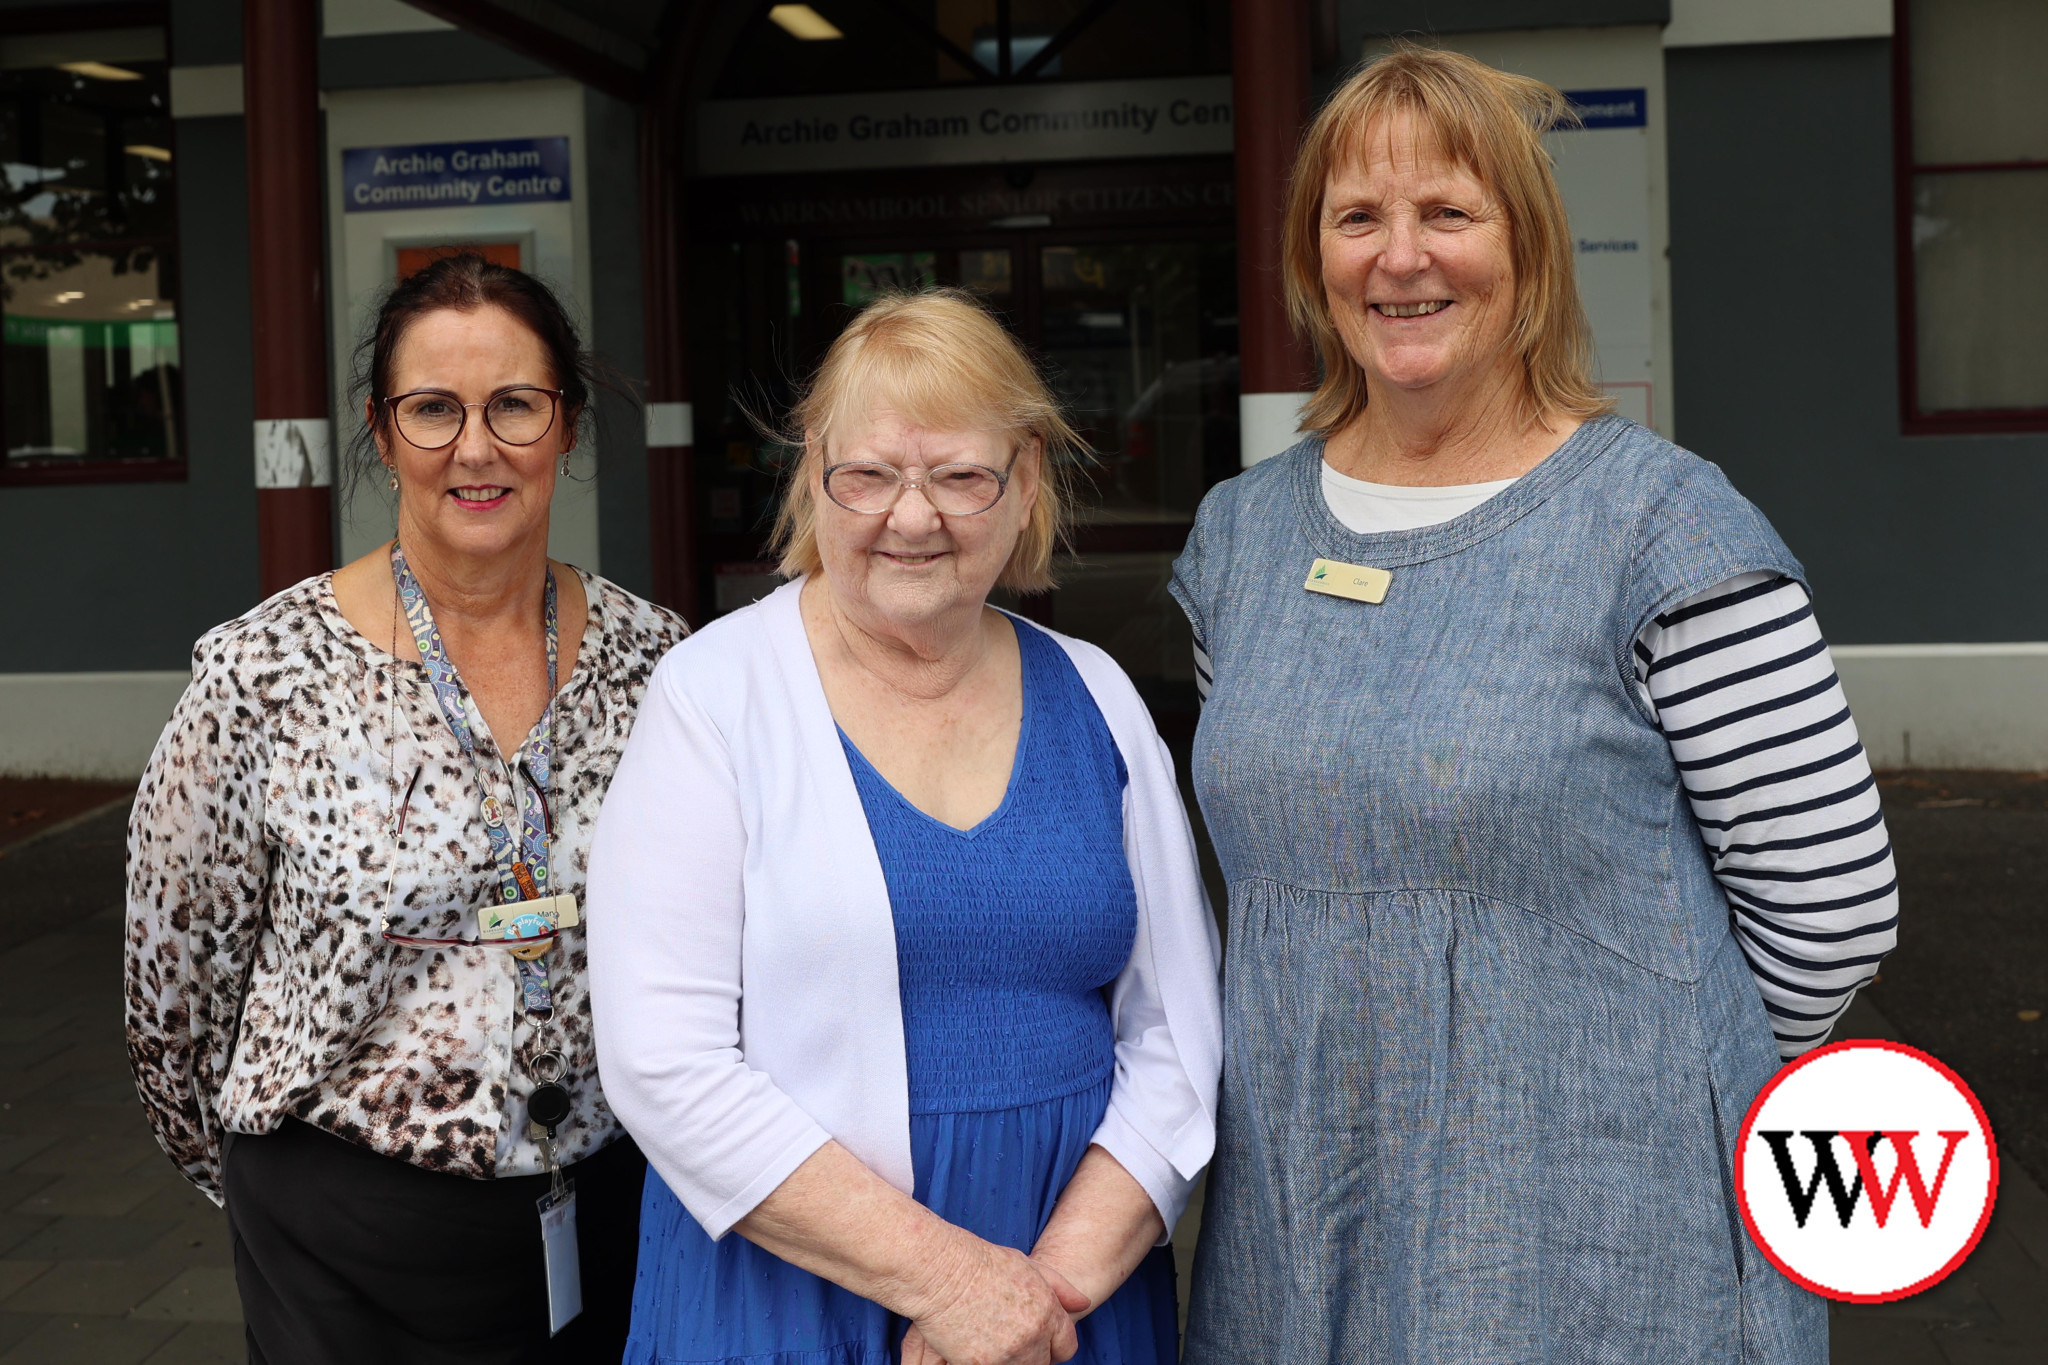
1190, 568, 1898, 1057
1632, 571, 1898, 1055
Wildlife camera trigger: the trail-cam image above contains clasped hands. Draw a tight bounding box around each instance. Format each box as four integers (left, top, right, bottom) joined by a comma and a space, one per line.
899, 1238, 1097, 1365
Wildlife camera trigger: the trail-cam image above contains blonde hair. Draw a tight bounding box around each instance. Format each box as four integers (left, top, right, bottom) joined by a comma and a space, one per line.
1284, 43, 1614, 434
770, 289, 1084, 594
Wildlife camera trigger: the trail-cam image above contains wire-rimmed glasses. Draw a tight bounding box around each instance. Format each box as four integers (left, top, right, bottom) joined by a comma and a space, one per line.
385, 387, 564, 450
822, 460, 1011, 516
382, 923, 562, 952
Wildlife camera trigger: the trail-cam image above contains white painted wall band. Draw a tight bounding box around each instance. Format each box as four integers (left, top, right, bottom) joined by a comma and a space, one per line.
1832, 646, 2048, 770
646, 401, 694, 449
0, 672, 190, 780
254, 418, 334, 489
1239, 391, 1313, 468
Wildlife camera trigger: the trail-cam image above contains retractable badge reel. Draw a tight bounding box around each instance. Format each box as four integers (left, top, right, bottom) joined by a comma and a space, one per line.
528, 1050, 581, 1334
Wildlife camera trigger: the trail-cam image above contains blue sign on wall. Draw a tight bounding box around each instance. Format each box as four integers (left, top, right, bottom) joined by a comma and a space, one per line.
342, 137, 572, 213
1562, 88, 1648, 130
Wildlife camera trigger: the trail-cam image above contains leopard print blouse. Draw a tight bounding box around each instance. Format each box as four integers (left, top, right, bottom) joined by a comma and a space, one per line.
125, 568, 687, 1199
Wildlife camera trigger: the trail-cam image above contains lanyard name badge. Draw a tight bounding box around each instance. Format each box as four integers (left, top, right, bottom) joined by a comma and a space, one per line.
391, 544, 582, 1333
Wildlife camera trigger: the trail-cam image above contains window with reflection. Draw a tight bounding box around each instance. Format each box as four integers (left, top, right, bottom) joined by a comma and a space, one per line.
1039, 240, 1238, 524
842, 249, 936, 305
1036, 239, 1235, 721
1901, 0, 2048, 431
0, 22, 181, 481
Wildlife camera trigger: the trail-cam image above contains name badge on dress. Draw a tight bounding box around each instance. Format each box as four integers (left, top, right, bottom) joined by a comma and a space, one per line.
1304, 558, 1392, 605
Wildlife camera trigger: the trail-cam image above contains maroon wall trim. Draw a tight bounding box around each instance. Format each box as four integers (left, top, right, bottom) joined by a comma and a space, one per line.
640, 0, 722, 618
1232, 0, 1316, 398
246, 0, 333, 592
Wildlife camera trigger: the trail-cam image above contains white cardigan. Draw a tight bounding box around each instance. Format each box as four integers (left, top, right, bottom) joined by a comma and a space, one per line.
587, 579, 1222, 1241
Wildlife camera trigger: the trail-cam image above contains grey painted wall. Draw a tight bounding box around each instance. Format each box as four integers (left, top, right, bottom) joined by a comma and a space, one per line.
320, 31, 553, 88
1666, 38, 2048, 645
0, 113, 260, 672
170, 0, 238, 65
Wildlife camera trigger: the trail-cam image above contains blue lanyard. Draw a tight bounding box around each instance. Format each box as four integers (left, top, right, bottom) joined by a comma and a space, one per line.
392, 543, 560, 1014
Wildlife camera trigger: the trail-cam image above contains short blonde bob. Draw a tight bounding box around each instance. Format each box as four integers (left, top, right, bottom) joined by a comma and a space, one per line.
1284, 43, 1614, 434
771, 288, 1084, 594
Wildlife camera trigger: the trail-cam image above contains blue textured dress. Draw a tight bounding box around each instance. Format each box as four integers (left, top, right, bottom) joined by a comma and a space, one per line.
624, 621, 1179, 1365
1172, 422, 1825, 1363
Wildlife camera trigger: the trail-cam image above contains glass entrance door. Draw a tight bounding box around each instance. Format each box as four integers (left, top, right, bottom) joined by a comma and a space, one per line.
1034, 239, 1237, 723
696, 228, 1237, 726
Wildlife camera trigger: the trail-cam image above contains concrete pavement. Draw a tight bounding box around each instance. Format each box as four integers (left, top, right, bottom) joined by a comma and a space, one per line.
0, 800, 237, 1363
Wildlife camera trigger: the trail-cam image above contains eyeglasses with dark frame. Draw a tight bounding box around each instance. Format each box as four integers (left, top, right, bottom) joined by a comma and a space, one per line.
822, 457, 1015, 517
384, 386, 565, 451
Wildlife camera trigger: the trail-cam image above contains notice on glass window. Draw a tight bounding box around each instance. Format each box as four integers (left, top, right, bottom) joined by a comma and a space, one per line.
342, 137, 572, 213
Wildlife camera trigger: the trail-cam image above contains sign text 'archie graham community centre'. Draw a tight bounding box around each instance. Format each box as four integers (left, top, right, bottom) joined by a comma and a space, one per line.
342, 137, 573, 213
698, 76, 1234, 176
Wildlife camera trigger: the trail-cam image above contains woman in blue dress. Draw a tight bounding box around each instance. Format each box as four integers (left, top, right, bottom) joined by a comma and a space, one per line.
587, 290, 1223, 1365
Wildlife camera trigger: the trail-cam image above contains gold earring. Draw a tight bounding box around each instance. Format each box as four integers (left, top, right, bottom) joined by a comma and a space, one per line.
387, 466, 399, 491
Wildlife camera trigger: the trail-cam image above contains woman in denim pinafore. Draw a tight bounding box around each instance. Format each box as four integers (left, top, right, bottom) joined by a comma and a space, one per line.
1173, 48, 1892, 1364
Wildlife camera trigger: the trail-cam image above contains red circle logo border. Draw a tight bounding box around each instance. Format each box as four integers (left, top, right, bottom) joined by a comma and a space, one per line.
1734, 1038, 2001, 1304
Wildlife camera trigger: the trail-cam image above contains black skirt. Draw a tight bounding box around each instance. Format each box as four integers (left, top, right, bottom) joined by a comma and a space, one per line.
224, 1119, 644, 1364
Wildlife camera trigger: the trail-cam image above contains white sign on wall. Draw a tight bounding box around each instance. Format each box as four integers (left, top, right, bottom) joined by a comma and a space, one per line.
1549, 86, 1658, 432
698, 76, 1234, 176
1382, 27, 1675, 438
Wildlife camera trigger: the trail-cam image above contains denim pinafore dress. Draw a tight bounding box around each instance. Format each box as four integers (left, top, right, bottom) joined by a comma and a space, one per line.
1170, 417, 1827, 1364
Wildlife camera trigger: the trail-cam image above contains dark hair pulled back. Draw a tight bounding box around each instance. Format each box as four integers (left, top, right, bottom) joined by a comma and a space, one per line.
346, 253, 623, 488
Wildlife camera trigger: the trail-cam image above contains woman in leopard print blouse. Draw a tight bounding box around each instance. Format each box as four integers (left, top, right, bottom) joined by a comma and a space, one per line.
125, 256, 686, 1362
